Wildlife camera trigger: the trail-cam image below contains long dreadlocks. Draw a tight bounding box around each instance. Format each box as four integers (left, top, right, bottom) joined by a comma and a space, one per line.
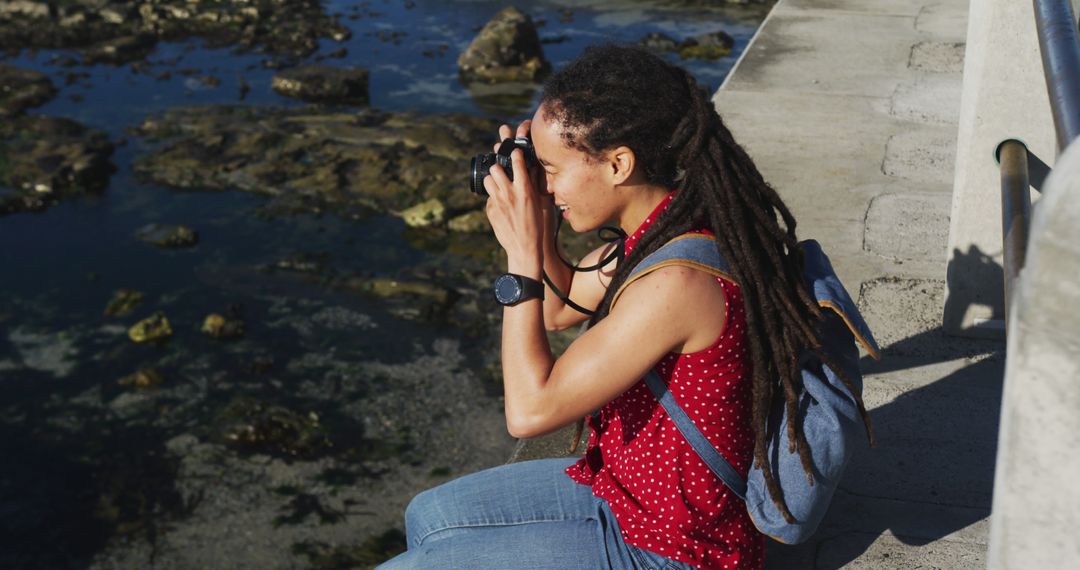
541, 45, 874, 522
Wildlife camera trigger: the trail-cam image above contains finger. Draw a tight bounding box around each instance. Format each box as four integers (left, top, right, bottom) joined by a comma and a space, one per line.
516, 119, 532, 139
483, 173, 502, 200
493, 124, 512, 152
486, 163, 512, 199
509, 149, 527, 192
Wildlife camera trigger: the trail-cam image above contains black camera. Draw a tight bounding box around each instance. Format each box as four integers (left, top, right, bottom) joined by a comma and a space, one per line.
470, 137, 537, 196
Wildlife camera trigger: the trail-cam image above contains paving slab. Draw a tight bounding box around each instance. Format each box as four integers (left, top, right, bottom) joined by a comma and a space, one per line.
889, 74, 963, 125
909, 41, 966, 73
864, 192, 952, 260
815, 532, 986, 569
881, 126, 958, 183
723, 11, 918, 98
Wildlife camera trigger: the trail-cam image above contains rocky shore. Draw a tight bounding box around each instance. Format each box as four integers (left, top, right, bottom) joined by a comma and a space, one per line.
0, 0, 350, 62
0, 1, 767, 567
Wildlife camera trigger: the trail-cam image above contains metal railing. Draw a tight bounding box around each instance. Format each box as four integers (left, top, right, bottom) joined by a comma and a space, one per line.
999, 0, 1080, 326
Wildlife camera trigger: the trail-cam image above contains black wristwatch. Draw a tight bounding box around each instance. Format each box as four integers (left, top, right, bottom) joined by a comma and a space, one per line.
493, 273, 545, 306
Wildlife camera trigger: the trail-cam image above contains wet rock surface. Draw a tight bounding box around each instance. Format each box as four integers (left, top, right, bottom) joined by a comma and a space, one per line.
117, 367, 165, 389
84, 33, 158, 65
201, 313, 245, 339
457, 7, 551, 84
132, 105, 493, 220
135, 223, 199, 248
0, 114, 116, 216
0, 0, 350, 60
271, 64, 370, 106
104, 289, 144, 317
641, 29, 736, 60
0, 64, 57, 116
128, 311, 173, 343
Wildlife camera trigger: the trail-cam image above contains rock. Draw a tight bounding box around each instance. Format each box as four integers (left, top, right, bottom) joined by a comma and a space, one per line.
457, 7, 550, 84
0, 64, 57, 116
128, 311, 173, 343
84, 34, 158, 65
400, 198, 446, 228
271, 64, 370, 105
272, 253, 328, 274
447, 210, 491, 233
0, 1, 49, 19
104, 289, 144, 317
357, 278, 453, 304
132, 105, 494, 217
679, 31, 735, 60
0, 115, 115, 216
219, 399, 332, 458
338, 275, 460, 321
639, 32, 679, 52
201, 313, 244, 339
135, 223, 198, 248
117, 367, 165, 389
0, 0, 344, 60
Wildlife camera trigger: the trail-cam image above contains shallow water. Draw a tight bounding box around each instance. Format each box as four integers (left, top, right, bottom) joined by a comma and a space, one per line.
0, 1, 765, 567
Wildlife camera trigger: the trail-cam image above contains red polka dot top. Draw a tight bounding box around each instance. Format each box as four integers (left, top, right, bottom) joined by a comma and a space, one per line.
565, 192, 765, 569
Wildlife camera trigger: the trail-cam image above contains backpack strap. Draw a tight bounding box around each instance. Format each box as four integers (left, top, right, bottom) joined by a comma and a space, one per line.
625, 234, 748, 499
799, 240, 881, 360
643, 369, 748, 500
616, 234, 881, 360
610, 234, 734, 311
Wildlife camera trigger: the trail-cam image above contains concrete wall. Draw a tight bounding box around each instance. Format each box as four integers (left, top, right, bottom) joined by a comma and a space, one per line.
943, 0, 1056, 338
987, 139, 1080, 568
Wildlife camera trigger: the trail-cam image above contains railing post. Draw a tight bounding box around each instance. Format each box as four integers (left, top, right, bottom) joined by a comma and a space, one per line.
943, 0, 1055, 338
996, 140, 1031, 328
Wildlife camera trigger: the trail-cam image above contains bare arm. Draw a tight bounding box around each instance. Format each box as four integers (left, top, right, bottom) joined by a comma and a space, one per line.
501, 265, 727, 439
541, 238, 620, 331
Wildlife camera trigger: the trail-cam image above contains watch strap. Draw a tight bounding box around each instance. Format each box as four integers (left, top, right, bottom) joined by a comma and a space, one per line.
517, 274, 545, 301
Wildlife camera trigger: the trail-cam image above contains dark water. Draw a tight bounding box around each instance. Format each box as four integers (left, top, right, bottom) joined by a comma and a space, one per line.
0, 1, 765, 567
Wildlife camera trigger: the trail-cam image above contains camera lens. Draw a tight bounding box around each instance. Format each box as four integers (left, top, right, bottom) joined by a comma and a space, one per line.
469, 138, 533, 196
466, 153, 494, 196
470, 155, 486, 196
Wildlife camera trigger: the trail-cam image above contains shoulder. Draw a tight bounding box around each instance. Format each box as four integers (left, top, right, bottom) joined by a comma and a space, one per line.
614, 264, 727, 315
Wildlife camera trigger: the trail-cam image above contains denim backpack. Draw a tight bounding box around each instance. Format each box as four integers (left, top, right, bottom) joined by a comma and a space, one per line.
611, 234, 880, 544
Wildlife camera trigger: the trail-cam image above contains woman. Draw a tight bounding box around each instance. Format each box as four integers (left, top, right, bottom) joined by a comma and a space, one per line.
378, 44, 858, 570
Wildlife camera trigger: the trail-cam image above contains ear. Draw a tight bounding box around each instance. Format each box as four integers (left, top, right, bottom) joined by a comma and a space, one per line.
606, 146, 636, 186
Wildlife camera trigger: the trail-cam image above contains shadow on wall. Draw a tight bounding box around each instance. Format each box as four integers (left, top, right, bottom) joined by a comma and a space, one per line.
767, 258, 1007, 569
943, 244, 1007, 335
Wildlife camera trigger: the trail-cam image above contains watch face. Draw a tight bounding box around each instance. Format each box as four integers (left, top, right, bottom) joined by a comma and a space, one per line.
494, 274, 522, 304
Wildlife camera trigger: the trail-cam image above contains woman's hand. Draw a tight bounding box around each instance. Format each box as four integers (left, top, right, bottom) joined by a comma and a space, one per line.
485, 120, 548, 278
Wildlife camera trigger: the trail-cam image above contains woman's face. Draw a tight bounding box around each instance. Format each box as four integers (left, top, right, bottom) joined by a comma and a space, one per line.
530, 104, 619, 233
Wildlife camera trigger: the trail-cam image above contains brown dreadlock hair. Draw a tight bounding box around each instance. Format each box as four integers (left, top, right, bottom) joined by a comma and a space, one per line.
541, 45, 874, 522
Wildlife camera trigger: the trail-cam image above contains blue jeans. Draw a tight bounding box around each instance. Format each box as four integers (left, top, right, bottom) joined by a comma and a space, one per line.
376, 458, 697, 569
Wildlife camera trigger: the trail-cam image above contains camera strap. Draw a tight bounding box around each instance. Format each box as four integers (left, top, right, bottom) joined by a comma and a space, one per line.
541, 215, 626, 317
